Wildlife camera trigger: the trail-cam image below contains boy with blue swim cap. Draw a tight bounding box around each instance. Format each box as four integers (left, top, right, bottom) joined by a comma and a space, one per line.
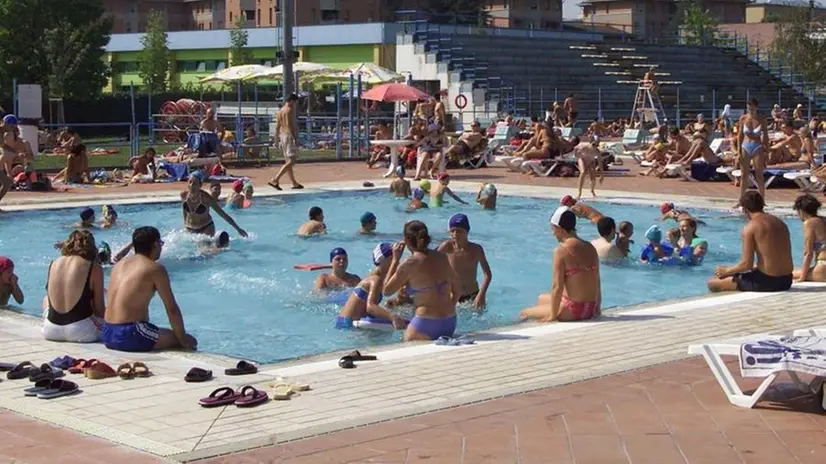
437, 213, 492, 309
407, 188, 429, 212
359, 212, 377, 235
313, 247, 361, 292
640, 225, 674, 263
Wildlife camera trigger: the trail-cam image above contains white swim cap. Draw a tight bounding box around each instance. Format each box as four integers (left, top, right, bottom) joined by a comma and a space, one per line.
481, 183, 497, 198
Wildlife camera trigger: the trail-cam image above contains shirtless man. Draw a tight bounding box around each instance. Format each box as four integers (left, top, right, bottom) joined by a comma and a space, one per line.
505, 123, 553, 172
708, 191, 794, 293
768, 121, 803, 165
389, 165, 411, 197
563, 94, 578, 127
314, 247, 361, 291
200, 108, 219, 133
129, 147, 156, 179
433, 93, 446, 126
268, 94, 304, 190
298, 206, 327, 236
591, 217, 625, 261
102, 227, 198, 352
445, 121, 485, 161
368, 123, 392, 168
437, 214, 492, 309
560, 195, 603, 224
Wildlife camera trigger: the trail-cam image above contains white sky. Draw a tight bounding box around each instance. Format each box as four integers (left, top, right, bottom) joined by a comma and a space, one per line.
563, 0, 582, 20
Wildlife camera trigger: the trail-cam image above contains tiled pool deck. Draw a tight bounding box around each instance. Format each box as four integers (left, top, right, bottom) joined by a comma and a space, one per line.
1, 163, 825, 463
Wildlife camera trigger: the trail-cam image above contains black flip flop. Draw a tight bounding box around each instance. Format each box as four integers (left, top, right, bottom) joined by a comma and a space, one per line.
0, 362, 15, 372
338, 357, 356, 369
346, 350, 377, 361
30, 364, 64, 383
224, 360, 257, 376
185, 367, 213, 383
7, 361, 35, 380
268, 181, 282, 191
292, 184, 304, 190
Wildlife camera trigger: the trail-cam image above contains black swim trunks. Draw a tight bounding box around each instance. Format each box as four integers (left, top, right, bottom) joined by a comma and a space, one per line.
733, 269, 792, 293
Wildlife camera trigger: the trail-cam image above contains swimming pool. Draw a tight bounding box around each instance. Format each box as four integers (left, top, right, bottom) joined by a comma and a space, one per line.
0, 189, 808, 362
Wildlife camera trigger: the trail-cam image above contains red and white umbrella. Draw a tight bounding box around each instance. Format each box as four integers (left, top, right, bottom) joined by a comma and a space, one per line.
361, 83, 430, 102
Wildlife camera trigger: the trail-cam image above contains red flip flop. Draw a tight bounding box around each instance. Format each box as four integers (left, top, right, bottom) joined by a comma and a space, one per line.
199, 387, 240, 408
68, 359, 93, 374
234, 386, 269, 408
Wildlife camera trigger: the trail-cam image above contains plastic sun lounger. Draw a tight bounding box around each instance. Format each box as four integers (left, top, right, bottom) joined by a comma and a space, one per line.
187, 156, 220, 167
729, 169, 792, 189
688, 334, 822, 409
664, 163, 694, 181
783, 170, 814, 190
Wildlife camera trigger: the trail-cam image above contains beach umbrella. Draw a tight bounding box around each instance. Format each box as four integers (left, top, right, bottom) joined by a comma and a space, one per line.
199, 64, 271, 83
361, 83, 430, 102
324, 62, 404, 84
245, 62, 332, 81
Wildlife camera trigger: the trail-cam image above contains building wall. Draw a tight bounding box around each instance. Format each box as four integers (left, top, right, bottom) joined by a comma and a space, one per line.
717, 22, 776, 53
486, 0, 563, 29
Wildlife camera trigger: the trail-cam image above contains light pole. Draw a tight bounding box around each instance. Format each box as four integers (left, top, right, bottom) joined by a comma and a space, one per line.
282, 0, 295, 98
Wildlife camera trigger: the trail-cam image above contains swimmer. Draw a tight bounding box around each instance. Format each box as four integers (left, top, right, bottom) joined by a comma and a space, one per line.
77, 207, 96, 229
591, 217, 624, 261
101, 205, 118, 228
419, 179, 431, 194
437, 214, 492, 309
313, 247, 361, 291
640, 225, 673, 263
0, 256, 24, 306
666, 227, 680, 249
226, 180, 245, 209
242, 182, 254, 207
389, 165, 412, 198
359, 212, 377, 235
477, 183, 497, 210
298, 206, 327, 236
182, 171, 248, 238
209, 182, 222, 200
199, 231, 231, 256
678, 218, 708, 265
659, 202, 705, 225
97, 241, 113, 265
336, 243, 408, 330
560, 195, 603, 224
430, 173, 467, 208
407, 188, 429, 212
616, 221, 634, 257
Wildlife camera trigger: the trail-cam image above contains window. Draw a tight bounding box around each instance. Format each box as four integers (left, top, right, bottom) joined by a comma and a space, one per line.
208, 21, 212, 28
257, 9, 261, 24
125, 22, 132, 32
269, 8, 272, 24
321, 9, 339, 21
229, 11, 233, 22
275, 0, 280, 11
217, 61, 227, 70
311, 8, 317, 21
196, 61, 206, 72
245, 9, 255, 20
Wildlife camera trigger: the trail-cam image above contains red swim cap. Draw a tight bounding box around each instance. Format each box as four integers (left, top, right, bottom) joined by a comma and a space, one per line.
232, 179, 244, 193
660, 202, 675, 214
560, 195, 576, 207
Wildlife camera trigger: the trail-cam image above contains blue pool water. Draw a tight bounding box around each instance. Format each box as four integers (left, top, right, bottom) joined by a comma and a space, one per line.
0, 190, 807, 362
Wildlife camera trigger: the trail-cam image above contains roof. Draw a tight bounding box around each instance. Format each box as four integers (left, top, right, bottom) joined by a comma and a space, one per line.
750, 0, 826, 6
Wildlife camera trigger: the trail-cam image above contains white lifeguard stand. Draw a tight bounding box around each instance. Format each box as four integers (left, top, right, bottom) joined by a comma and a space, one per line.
630, 81, 666, 127
17, 84, 42, 155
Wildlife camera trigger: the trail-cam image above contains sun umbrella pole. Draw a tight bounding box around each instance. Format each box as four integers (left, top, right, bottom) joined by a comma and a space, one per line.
254, 83, 259, 132
357, 73, 363, 158
336, 81, 342, 160
237, 80, 243, 150
348, 73, 354, 159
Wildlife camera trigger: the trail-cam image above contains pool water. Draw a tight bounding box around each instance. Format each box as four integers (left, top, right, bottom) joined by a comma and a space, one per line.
0, 190, 807, 363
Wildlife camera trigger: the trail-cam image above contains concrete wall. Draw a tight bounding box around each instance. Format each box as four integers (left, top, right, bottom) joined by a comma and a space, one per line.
717, 22, 777, 52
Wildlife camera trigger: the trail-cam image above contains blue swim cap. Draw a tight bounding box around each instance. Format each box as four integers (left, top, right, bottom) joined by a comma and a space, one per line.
80, 207, 95, 221
189, 170, 205, 182
413, 188, 425, 200
360, 212, 376, 225
330, 247, 347, 262
449, 213, 470, 232
373, 242, 392, 265
2, 114, 18, 125
645, 225, 662, 243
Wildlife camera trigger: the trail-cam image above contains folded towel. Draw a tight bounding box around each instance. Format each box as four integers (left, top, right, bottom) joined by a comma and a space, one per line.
741, 336, 826, 378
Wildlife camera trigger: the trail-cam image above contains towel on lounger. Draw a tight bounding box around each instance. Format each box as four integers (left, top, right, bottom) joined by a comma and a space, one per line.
740, 336, 826, 378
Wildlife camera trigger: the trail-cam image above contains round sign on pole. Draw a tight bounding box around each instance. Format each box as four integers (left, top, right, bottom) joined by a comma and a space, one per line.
454, 94, 468, 110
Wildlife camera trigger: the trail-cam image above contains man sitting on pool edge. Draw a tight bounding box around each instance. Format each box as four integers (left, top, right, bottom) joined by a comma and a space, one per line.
102, 226, 198, 352
707, 191, 794, 293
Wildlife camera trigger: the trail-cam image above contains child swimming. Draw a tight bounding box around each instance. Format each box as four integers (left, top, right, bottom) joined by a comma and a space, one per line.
429, 173, 467, 207
477, 183, 497, 210
616, 221, 634, 257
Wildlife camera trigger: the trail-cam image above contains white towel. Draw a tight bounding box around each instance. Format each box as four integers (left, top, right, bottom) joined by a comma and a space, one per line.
740, 336, 826, 378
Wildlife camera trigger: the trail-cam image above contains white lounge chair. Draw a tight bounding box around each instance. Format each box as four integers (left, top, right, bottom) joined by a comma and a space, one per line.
731, 168, 798, 189
688, 335, 822, 409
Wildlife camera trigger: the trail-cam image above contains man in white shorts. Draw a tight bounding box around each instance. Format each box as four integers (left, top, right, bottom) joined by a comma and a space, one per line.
268, 93, 304, 190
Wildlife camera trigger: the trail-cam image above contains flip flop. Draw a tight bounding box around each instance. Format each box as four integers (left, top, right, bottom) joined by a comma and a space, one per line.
0, 362, 15, 372
184, 368, 213, 383
37, 379, 79, 399
49, 356, 76, 370
267, 181, 282, 191
7, 362, 35, 380
346, 350, 377, 361
132, 362, 151, 377
225, 360, 257, 376
85, 362, 116, 380
24, 379, 55, 397
199, 387, 240, 407
338, 357, 356, 369
234, 385, 269, 407
117, 363, 135, 380
291, 184, 304, 190
274, 377, 310, 392
29, 364, 65, 383
271, 383, 295, 400
68, 359, 94, 374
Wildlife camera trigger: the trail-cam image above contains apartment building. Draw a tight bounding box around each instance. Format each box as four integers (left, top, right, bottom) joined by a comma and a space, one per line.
487, 0, 563, 29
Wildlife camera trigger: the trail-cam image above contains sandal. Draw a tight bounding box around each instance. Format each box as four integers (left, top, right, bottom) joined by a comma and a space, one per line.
271, 383, 294, 401
117, 363, 135, 380
234, 386, 269, 407
7, 361, 35, 380
184, 367, 213, 383
132, 362, 151, 377
199, 387, 240, 408
267, 181, 282, 191
85, 362, 116, 380
68, 359, 95, 374
225, 360, 257, 376
29, 364, 65, 383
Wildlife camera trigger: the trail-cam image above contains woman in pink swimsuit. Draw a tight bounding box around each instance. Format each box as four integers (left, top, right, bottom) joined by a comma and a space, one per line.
520, 206, 602, 322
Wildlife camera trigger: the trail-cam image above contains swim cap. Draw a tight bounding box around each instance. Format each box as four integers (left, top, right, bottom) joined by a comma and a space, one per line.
560, 195, 576, 207
437, 172, 450, 182
232, 179, 244, 193
189, 170, 205, 183
80, 207, 95, 221
394, 165, 405, 177
360, 212, 376, 225
428, 123, 440, 132
97, 242, 112, 263
372, 243, 392, 265
242, 182, 253, 192
0, 256, 14, 273
550, 206, 576, 231
419, 179, 431, 192
413, 188, 425, 200
329, 247, 347, 262
660, 202, 675, 215
215, 231, 230, 248
102, 204, 117, 219
481, 183, 497, 198
449, 213, 470, 232
645, 225, 662, 243
2, 114, 17, 125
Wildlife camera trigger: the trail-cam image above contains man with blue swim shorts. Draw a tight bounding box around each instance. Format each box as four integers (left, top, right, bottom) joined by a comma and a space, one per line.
103, 227, 198, 352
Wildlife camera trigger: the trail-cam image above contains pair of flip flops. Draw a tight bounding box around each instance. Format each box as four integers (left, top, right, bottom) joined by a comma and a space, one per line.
185, 368, 213, 383
117, 362, 151, 379
7, 362, 38, 380
338, 350, 377, 369
29, 364, 65, 383
49, 356, 77, 370
68, 359, 95, 374
224, 360, 257, 376
268, 378, 311, 400
199, 386, 268, 408
24, 379, 79, 399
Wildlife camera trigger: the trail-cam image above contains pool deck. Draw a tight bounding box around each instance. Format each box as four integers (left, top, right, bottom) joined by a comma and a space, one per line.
1, 163, 825, 463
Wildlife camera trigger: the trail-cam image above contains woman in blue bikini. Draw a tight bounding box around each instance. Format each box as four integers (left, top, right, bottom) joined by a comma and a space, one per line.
738, 99, 770, 201
383, 221, 460, 341
336, 243, 408, 330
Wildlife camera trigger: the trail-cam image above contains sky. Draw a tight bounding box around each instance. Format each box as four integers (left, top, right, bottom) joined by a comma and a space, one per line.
563, 0, 582, 20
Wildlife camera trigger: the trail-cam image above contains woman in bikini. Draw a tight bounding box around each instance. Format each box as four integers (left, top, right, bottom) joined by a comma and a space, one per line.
793, 194, 826, 282
521, 206, 601, 322
336, 243, 408, 330
738, 98, 770, 200
413, 123, 447, 180
182, 171, 248, 238
383, 221, 460, 341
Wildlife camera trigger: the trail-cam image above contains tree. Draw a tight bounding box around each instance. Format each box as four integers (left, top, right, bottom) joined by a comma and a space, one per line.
138, 10, 171, 94
770, 9, 826, 86
423, 0, 491, 26
0, 0, 111, 100
682, 0, 719, 46
229, 18, 254, 67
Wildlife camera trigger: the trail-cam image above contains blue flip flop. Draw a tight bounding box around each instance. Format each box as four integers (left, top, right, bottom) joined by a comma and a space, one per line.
37, 380, 79, 400
49, 356, 76, 370
24, 379, 54, 397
